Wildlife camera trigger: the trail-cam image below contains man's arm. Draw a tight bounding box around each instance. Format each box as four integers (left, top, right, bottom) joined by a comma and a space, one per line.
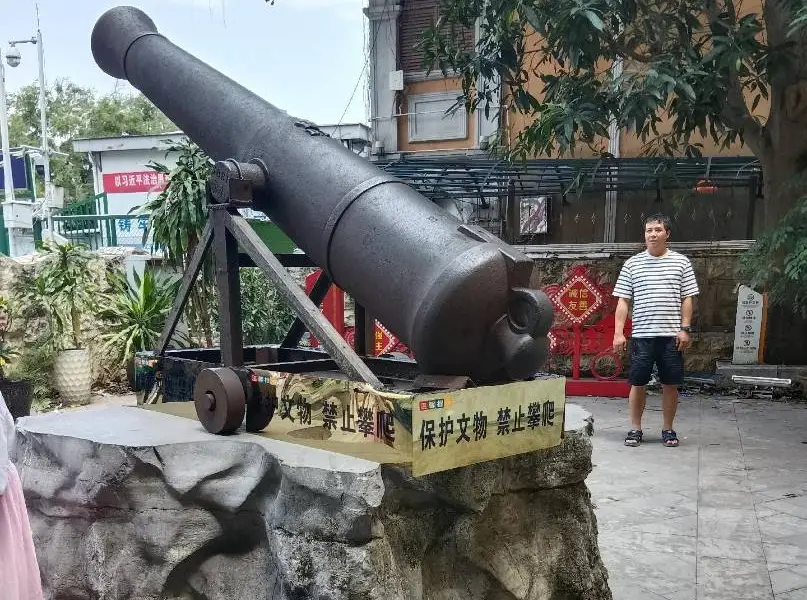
681, 296, 694, 329
615, 297, 631, 337
612, 263, 633, 352
677, 257, 699, 350
676, 295, 695, 351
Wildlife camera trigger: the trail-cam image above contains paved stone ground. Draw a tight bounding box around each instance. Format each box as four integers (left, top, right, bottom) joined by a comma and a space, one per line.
576, 394, 807, 600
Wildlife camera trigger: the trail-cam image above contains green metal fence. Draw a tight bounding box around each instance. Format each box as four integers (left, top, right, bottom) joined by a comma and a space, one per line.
51, 213, 297, 254
52, 214, 149, 250
60, 192, 109, 218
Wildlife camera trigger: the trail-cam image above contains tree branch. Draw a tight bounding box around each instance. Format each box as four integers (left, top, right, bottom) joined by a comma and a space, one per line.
705, 0, 766, 154
722, 72, 766, 155
606, 36, 655, 63
763, 0, 788, 48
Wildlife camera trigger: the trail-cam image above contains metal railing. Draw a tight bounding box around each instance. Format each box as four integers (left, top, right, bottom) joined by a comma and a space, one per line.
50, 213, 297, 254
52, 214, 151, 250
59, 192, 109, 217
375, 155, 762, 244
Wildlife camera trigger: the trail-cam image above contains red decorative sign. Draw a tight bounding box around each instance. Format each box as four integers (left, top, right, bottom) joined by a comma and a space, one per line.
542, 266, 632, 396
694, 179, 719, 194
103, 171, 169, 194
552, 267, 603, 324
374, 323, 397, 356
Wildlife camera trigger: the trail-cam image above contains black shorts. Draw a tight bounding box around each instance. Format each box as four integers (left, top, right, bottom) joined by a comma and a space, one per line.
628, 337, 684, 386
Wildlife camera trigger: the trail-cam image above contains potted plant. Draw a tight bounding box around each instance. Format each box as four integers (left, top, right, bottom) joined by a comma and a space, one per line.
98, 264, 184, 393
35, 242, 99, 404
0, 296, 33, 419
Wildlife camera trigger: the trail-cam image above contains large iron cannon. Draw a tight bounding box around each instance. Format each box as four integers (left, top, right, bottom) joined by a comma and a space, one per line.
91, 6, 553, 385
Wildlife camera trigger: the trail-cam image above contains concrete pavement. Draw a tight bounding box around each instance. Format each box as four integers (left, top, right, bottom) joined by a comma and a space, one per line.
578, 394, 807, 600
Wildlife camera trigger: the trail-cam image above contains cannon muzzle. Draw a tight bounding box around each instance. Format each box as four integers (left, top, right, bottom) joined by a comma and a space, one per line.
91, 6, 554, 383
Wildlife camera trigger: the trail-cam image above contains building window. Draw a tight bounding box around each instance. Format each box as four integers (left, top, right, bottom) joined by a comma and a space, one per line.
398, 0, 474, 74
407, 92, 467, 142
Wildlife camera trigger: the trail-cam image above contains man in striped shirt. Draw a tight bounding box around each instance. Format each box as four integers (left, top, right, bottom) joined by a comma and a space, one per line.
612, 213, 699, 448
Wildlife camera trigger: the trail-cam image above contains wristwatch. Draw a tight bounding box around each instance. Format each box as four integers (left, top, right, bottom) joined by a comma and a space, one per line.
680, 326, 692, 333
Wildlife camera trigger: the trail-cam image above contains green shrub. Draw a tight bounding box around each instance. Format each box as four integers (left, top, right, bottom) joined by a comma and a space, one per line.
741, 196, 807, 317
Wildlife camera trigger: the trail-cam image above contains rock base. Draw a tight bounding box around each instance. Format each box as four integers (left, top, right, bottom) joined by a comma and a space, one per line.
14, 404, 611, 600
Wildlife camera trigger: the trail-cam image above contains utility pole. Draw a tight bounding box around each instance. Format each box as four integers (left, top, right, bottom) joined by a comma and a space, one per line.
0, 50, 15, 205
8, 2, 53, 241
35, 18, 53, 241
0, 48, 16, 256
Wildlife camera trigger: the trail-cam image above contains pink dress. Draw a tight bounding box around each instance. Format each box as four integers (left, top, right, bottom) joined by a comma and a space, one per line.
0, 397, 43, 600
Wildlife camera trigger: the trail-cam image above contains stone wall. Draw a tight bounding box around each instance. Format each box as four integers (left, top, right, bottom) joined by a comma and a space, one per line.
525, 244, 747, 374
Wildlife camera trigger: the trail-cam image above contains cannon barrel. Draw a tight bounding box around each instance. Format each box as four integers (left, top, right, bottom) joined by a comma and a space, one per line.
90, 6, 554, 383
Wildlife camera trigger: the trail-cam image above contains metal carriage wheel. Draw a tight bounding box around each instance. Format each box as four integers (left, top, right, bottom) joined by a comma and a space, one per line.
193, 367, 246, 434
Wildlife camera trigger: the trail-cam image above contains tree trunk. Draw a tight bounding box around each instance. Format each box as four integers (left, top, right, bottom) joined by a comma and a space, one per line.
758, 106, 807, 233
71, 304, 81, 349
179, 236, 214, 348
751, 85, 807, 365
195, 286, 214, 347
759, 154, 803, 233
756, 4, 807, 232
763, 304, 807, 364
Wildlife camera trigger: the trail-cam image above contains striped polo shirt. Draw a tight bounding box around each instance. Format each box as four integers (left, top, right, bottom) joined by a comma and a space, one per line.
613, 250, 699, 337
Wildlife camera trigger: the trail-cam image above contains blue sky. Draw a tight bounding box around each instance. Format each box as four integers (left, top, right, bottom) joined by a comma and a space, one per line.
2, 0, 369, 126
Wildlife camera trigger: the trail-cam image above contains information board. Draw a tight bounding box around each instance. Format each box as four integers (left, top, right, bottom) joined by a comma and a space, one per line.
732, 285, 766, 364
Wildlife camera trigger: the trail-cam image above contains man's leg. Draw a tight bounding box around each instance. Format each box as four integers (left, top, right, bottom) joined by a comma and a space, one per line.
661, 384, 679, 431
629, 384, 647, 431
625, 338, 653, 446
658, 337, 684, 446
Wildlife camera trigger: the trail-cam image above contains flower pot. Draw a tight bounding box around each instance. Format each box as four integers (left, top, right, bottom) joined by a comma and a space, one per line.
53, 348, 93, 404
0, 379, 33, 419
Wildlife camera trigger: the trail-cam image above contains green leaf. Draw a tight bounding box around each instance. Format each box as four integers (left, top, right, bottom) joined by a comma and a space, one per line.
584, 10, 604, 31
418, 0, 780, 164
679, 83, 697, 101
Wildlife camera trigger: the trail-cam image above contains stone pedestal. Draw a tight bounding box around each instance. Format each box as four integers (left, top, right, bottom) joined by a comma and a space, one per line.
13, 404, 611, 600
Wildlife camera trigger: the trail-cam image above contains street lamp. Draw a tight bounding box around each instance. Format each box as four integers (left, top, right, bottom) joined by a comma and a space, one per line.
4, 47, 20, 69
7, 21, 53, 242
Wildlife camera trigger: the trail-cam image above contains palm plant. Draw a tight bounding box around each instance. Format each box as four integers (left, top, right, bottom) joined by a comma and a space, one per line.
137, 138, 215, 346
36, 242, 98, 350
99, 266, 187, 366
8, 272, 59, 409
0, 297, 19, 380
0, 341, 19, 380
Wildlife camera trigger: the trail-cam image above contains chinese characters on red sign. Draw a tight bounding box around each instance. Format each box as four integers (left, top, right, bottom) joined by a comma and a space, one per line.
553, 271, 603, 324
374, 323, 397, 356
102, 171, 168, 194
